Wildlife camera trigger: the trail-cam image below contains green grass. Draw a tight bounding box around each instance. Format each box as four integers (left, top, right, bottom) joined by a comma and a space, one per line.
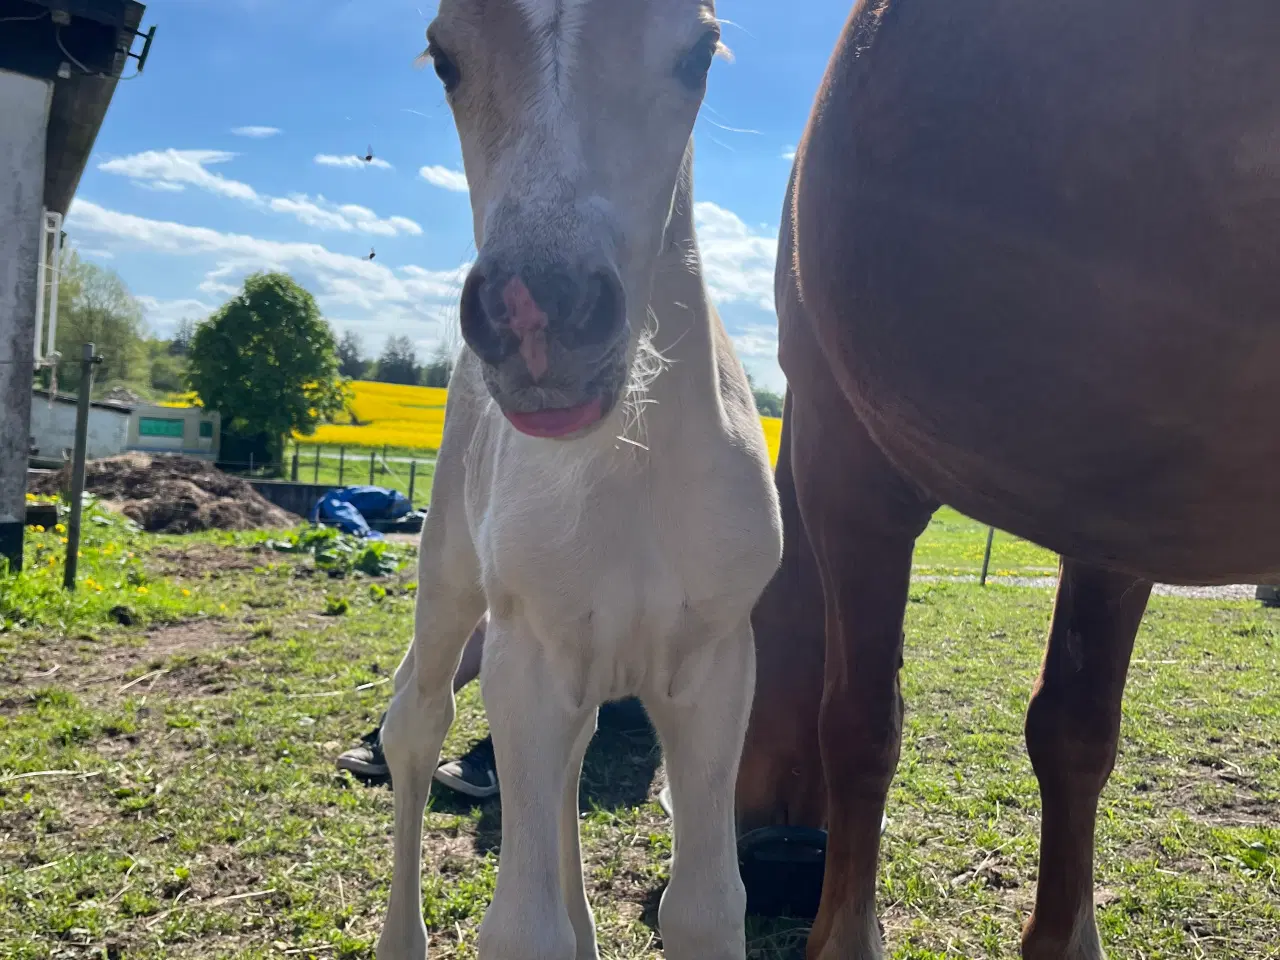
1, 511, 1277, 959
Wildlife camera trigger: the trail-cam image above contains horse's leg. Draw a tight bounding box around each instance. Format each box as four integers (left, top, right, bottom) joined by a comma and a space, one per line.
737, 388, 828, 832
645, 622, 755, 960
792, 394, 936, 960
478, 620, 590, 960
377, 517, 486, 960
1022, 561, 1150, 960
559, 709, 600, 960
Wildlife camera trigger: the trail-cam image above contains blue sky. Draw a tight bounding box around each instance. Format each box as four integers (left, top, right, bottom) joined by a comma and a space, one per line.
67, 0, 851, 391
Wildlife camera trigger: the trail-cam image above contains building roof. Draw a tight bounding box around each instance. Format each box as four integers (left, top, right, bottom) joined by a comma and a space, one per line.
0, 0, 149, 214
31, 387, 134, 413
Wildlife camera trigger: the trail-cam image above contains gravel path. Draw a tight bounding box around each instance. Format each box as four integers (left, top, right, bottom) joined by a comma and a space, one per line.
914, 574, 1258, 601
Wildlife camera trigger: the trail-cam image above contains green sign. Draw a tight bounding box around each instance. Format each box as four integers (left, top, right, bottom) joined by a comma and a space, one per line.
138, 417, 185, 438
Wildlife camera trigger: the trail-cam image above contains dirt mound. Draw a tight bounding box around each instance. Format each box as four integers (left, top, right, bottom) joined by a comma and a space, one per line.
29, 454, 297, 533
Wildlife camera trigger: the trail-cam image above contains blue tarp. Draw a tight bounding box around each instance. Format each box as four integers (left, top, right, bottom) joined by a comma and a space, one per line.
309, 486, 412, 539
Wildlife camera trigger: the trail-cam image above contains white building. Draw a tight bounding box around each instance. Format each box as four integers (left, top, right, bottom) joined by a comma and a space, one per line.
27, 391, 222, 465
125, 403, 221, 460
28, 388, 133, 463
0, 0, 152, 571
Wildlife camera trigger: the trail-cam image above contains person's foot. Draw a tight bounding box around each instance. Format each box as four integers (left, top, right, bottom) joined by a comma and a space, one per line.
434, 736, 499, 799
336, 719, 389, 779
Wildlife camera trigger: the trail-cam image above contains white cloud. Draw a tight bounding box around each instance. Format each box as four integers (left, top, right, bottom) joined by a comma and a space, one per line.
781, 146, 796, 161
231, 126, 281, 138
101, 149, 258, 202
693, 201, 777, 312
67, 200, 468, 338
135, 295, 215, 337
730, 323, 779, 360
132, 179, 186, 193
98, 149, 420, 237
419, 165, 469, 193
316, 153, 393, 170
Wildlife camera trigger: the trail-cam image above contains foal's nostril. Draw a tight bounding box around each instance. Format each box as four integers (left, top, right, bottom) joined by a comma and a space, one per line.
565, 269, 626, 348
459, 270, 505, 366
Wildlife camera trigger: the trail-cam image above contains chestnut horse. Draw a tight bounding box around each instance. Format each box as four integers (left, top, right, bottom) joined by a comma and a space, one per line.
737, 0, 1280, 957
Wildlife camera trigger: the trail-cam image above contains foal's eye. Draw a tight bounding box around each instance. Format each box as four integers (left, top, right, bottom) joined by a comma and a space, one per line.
427, 42, 461, 93
676, 31, 720, 89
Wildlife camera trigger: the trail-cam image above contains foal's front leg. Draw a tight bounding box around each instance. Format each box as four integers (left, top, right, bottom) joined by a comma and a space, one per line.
377, 538, 485, 960
645, 622, 755, 960
478, 619, 591, 960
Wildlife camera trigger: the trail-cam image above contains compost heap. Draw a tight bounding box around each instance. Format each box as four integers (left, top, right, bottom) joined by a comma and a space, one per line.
29, 454, 296, 533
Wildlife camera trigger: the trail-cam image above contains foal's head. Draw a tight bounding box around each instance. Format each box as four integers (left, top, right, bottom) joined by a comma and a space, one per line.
427, 0, 722, 438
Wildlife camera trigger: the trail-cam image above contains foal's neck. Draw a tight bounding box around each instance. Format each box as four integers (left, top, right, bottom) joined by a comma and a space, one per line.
638, 145, 725, 420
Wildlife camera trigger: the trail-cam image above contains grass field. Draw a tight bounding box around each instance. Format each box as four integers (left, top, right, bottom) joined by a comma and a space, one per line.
2, 507, 1277, 959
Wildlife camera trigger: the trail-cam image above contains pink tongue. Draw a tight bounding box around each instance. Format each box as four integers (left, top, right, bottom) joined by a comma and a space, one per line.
505, 397, 604, 438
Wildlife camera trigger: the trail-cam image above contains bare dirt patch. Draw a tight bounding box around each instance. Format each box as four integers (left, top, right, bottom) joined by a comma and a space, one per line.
148, 543, 262, 580
2, 620, 245, 705
30, 454, 295, 533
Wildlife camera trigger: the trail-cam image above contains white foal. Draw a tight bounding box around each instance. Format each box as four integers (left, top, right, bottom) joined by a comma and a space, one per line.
376, 2, 782, 959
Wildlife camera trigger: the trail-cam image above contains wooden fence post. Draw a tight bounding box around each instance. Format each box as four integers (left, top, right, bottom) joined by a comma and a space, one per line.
338, 446, 345, 485
64, 343, 100, 590
408, 461, 417, 505
369, 450, 377, 485
291, 447, 299, 482
313, 446, 320, 483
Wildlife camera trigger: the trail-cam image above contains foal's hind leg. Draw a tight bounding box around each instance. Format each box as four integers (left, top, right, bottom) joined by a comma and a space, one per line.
790, 394, 936, 960
1022, 561, 1150, 960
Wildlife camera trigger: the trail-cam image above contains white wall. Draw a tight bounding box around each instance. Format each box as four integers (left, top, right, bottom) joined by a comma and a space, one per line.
0, 69, 53, 568
29, 398, 132, 462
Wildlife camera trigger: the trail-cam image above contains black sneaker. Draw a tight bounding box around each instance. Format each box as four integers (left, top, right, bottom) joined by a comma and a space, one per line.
434, 736, 499, 799
336, 717, 389, 779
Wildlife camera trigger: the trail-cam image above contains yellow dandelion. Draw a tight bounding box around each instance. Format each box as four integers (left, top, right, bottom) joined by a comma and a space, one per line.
181, 588, 191, 597
54, 523, 66, 534
60, 537, 68, 545
136, 585, 149, 595
32, 525, 44, 533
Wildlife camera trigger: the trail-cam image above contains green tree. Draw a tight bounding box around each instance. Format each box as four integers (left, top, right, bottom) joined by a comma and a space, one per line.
188, 272, 347, 467
169, 318, 197, 357
52, 250, 146, 392
420, 341, 455, 388
336, 329, 368, 380
375, 334, 419, 385
745, 370, 784, 417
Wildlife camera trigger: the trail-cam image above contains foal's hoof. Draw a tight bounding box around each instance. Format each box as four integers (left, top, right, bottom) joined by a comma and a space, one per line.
735, 816, 889, 920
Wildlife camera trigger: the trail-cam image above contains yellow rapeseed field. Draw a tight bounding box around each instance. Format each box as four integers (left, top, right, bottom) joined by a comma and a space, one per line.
151, 379, 777, 465
305, 380, 449, 451
305, 380, 782, 464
